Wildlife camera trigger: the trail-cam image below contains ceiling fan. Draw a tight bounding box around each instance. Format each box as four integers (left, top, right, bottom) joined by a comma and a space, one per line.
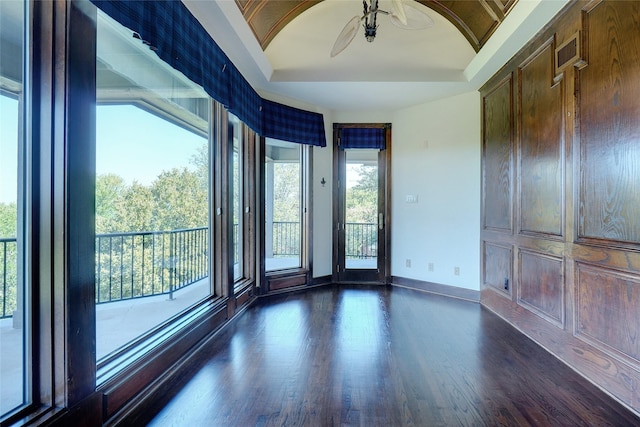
330, 0, 434, 58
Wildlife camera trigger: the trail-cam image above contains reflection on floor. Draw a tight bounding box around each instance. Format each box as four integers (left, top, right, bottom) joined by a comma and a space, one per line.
0, 278, 209, 415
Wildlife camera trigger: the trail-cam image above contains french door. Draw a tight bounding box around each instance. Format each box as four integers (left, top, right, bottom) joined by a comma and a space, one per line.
333, 124, 390, 283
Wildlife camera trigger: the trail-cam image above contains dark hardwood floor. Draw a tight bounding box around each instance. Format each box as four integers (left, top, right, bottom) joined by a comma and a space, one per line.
138, 286, 640, 426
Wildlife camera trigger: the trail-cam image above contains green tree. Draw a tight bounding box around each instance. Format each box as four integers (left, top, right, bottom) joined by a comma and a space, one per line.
272, 163, 300, 222
95, 174, 127, 233
0, 202, 17, 237
0, 202, 18, 316
346, 164, 378, 224
151, 167, 208, 231
189, 143, 209, 193
120, 182, 155, 232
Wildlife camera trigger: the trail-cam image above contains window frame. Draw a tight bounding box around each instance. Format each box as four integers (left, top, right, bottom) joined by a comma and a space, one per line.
2, 1, 261, 424
260, 138, 313, 294
222, 113, 256, 297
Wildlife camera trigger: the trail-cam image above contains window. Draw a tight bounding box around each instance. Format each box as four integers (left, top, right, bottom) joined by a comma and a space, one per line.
230, 114, 243, 281
265, 139, 303, 271
0, 0, 28, 418
345, 149, 378, 269
95, 11, 212, 374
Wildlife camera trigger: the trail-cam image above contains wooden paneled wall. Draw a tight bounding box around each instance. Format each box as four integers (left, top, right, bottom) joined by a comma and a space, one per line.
481, 0, 640, 415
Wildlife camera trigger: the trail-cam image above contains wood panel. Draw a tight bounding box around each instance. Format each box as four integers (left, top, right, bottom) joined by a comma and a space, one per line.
578, 0, 640, 245
482, 285, 640, 415
482, 242, 512, 296
518, 39, 564, 237
482, 75, 513, 232
480, 0, 640, 416
268, 272, 308, 291
576, 262, 640, 364
518, 250, 564, 326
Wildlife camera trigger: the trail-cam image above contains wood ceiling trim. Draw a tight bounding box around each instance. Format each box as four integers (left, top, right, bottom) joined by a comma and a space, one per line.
236, 0, 321, 50
235, 0, 518, 52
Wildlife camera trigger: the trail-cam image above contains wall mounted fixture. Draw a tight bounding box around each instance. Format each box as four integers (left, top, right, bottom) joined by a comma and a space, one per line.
331, 0, 433, 57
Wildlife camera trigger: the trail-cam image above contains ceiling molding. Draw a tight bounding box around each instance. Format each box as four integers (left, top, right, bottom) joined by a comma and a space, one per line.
236, 0, 518, 52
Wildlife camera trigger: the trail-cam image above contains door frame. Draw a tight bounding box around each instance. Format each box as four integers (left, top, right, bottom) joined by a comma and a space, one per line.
332, 123, 391, 284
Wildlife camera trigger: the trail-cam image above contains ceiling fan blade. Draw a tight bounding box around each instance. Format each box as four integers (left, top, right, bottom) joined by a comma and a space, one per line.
330, 16, 361, 58
390, 2, 434, 30
391, 0, 407, 26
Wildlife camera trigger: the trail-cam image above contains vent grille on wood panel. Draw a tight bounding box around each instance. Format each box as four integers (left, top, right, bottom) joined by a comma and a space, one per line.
555, 31, 581, 75
558, 38, 577, 67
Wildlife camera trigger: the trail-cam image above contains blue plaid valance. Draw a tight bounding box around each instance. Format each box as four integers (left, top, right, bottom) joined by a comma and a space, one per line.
90, 0, 325, 147
340, 127, 386, 150
227, 62, 263, 135
262, 100, 326, 147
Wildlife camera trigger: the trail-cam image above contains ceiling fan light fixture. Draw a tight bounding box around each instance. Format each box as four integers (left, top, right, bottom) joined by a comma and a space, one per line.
330, 0, 433, 57
365, 24, 377, 42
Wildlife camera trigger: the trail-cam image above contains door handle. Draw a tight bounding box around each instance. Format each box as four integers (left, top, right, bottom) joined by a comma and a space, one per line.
379, 213, 384, 230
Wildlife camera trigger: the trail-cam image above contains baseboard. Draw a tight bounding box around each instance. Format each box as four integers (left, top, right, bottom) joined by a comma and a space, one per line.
390, 276, 480, 303
311, 274, 332, 286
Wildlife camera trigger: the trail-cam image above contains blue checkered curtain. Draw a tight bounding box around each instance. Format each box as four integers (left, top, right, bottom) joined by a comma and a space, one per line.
91, 0, 326, 145
262, 100, 327, 147
340, 127, 386, 150
92, 0, 231, 108
227, 63, 263, 134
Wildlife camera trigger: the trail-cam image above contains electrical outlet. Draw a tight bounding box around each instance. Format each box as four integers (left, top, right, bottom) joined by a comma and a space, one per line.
428, 262, 434, 272
406, 259, 411, 268
504, 278, 509, 290
454, 266, 460, 276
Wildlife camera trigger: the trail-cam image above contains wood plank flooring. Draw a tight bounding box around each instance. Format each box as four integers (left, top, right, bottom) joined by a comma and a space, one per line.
139, 286, 640, 426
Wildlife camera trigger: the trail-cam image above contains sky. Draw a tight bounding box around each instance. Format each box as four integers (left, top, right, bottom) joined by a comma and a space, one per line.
0, 95, 18, 204
0, 101, 205, 205
97, 105, 205, 185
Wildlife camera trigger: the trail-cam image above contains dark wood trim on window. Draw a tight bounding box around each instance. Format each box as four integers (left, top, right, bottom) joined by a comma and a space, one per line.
260, 141, 313, 294
234, 124, 257, 298
212, 101, 228, 300
64, 0, 98, 406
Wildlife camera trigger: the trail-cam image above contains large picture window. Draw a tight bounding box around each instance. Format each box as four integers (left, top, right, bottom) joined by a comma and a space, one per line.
95, 11, 212, 374
0, 0, 28, 418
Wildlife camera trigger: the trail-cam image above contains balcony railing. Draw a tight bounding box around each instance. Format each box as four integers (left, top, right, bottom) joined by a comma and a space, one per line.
1, 237, 17, 319
96, 227, 208, 304
272, 221, 300, 257
267, 221, 377, 259
1, 222, 377, 319
345, 222, 377, 259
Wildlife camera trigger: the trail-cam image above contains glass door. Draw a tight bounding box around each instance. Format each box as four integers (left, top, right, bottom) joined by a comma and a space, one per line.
334, 126, 389, 283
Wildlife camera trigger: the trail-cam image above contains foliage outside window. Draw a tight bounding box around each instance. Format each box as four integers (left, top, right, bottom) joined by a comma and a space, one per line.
345, 149, 378, 268
265, 139, 303, 271
95, 11, 212, 367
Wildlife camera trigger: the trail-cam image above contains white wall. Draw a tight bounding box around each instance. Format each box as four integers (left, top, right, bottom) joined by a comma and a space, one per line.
312, 94, 481, 290
391, 91, 481, 290
311, 110, 334, 278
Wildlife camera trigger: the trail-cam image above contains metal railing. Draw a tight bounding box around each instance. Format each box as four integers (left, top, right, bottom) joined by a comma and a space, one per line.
96, 227, 208, 304
1, 222, 378, 318
267, 221, 377, 259
272, 221, 300, 257
1, 237, 17, 319
345, 222, 377, 259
